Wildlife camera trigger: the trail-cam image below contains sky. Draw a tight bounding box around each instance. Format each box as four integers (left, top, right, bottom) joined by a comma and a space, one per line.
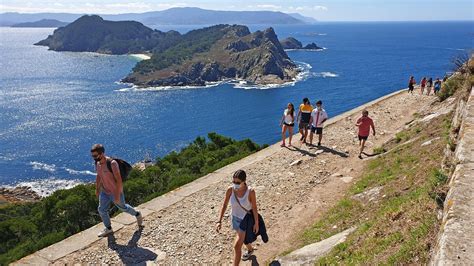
0, 0, 473, 21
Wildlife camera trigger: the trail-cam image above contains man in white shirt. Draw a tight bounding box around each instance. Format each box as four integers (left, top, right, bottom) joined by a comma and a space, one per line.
309, 100, 328, 146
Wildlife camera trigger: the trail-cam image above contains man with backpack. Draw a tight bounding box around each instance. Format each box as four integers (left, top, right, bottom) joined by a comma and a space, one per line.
91, 144, 142, 237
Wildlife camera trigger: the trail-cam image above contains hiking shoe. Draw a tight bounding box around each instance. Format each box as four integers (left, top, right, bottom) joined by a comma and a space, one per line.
136, 212, 143, 227
97, 227, 113, 237
242, 249, 254, 261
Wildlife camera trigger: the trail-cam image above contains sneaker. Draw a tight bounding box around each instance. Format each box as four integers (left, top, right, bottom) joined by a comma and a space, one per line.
317, 142, 321, 146
136, 212, 143, 227
242, 249, 254, 261
97, 227, 113, 237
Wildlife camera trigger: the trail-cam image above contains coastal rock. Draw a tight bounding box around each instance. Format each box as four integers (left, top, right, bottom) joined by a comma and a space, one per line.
0, 186, 41, 202
303, 43, 324, 50
280, 37, 303, 49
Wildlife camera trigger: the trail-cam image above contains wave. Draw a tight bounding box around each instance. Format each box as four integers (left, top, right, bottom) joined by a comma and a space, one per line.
30, 161, 56, 173
64, 168, 96, 176
315, 71, 339, 78
285, 47, 328, 52
6, 177, 85, 197
114, 81, 223, 92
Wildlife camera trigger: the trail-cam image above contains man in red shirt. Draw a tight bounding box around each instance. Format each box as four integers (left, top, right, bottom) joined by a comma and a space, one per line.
356, 110, 376, 159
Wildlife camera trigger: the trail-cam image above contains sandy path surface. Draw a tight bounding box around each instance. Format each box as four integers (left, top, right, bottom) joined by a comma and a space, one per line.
55, 91, 436, 265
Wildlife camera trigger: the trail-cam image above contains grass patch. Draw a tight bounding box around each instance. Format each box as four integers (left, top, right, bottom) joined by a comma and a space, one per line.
298, 113, 450, 264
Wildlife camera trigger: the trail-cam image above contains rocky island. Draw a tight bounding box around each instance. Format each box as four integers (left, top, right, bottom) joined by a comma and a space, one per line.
280, 37, 324, 50
36, 15, 301, 86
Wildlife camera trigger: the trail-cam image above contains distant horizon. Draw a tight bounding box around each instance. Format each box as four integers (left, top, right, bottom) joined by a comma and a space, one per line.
1, 0, 472, 21
1, 8, 473, 23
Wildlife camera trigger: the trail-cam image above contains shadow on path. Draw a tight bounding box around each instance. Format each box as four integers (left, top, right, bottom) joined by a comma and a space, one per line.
107, 227, 157, 265
288, 145, 349, 158
248, 254, 260, 266
317, 145, 349, 158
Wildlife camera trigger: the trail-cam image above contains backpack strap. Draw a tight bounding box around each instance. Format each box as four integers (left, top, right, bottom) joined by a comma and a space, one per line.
105, 157, 113, 173
233, 188, 251, 213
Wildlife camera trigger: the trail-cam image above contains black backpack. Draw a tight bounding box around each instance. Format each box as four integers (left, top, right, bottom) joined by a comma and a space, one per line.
96, 157, 133, 181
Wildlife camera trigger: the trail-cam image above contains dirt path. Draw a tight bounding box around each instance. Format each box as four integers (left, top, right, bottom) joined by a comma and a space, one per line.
54, 91, 436, 265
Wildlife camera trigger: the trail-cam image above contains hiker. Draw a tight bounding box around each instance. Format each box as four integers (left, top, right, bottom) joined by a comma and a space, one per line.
426, 77, 433, 96
91, 144, 142, 237
280, 103, 295, 147
308, 100, 328, 146
356, 110, 376, 159
408, 76, 416, 94
297, 98, 313, 144
420, 77, 427, 95
434, 78, 442, 95
216, 170, 263, 265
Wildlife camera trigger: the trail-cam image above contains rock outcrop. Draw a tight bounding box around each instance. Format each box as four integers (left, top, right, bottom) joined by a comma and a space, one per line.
280, 37, 324, 50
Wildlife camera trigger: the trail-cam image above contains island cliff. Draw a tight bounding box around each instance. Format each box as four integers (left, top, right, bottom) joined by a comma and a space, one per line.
36, 15, 300, 86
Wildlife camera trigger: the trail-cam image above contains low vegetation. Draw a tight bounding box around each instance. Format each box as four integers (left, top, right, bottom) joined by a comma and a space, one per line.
300, 112, 451, 264
438, 54, 474, 101
0, 133, 266, 264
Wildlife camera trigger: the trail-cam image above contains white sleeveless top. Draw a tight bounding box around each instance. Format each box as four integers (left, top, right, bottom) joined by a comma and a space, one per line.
230, 186, 252, 219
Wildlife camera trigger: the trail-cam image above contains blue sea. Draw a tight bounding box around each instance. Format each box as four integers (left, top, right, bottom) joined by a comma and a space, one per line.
0, 22, 472, 195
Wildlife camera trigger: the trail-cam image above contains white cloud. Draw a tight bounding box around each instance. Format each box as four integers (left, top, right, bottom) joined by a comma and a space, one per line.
313, 5, 328, 11
247, 4, 282, 10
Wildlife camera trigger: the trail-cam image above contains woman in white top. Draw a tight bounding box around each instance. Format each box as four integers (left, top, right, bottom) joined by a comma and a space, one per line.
216, 170, 259, 265
280, 103, 295, 147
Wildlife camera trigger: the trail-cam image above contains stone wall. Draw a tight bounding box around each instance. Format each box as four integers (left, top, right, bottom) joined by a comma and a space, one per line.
431, 87, 474, 265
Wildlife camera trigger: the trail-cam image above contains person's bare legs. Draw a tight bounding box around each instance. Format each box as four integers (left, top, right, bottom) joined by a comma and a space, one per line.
309, 130, 314, 145
359, 138, 367, 158
318, 132, 323, 145
281, 125, 288, 146
288, 126, 293, 146
233, 231, 245, 266
245, 243, 254, 253
303, 127, 309, 143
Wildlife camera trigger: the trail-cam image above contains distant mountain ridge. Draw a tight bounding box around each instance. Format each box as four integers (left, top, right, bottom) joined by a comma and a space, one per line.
11, 19, 68, 28
0, 7, 316, 27
36, 15, 299, 86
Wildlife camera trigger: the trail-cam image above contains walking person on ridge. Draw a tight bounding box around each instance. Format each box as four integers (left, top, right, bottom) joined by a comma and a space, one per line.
356, 110, 376, 159
280, 103, 295, 147
308, 100, 328, 146
434, 78, 442, 95
216, 170, 261, 265
408, 76, 416, 94
297, 98, 313, 144
426, 77, 433, 96
420, 77, 427, 95
91, 144, 142, 237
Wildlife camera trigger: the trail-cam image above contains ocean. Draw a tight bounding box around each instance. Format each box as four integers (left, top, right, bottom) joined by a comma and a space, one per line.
0, 21, 472, 195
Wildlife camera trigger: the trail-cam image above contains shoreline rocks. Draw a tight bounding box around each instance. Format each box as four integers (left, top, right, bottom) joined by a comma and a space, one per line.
0, 186, 41, 203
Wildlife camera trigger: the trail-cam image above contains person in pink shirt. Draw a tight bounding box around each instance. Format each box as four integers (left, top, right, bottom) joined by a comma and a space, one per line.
356, 110, 376, 159
91, 144, 142, 237
420, 77, 427, 95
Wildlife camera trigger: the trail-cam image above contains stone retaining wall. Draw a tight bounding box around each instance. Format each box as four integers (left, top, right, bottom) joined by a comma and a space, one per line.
431, 87, 474, 265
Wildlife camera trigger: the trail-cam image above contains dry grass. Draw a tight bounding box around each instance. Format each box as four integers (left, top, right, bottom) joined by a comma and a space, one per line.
300, 113, 450, 264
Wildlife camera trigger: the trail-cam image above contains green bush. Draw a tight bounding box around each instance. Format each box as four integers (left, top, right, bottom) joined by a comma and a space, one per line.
0, 133, 264, 264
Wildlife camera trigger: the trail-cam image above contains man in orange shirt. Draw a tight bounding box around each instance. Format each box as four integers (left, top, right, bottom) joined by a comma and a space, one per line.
356, 110, 376, 159
91, 144, 142, 237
